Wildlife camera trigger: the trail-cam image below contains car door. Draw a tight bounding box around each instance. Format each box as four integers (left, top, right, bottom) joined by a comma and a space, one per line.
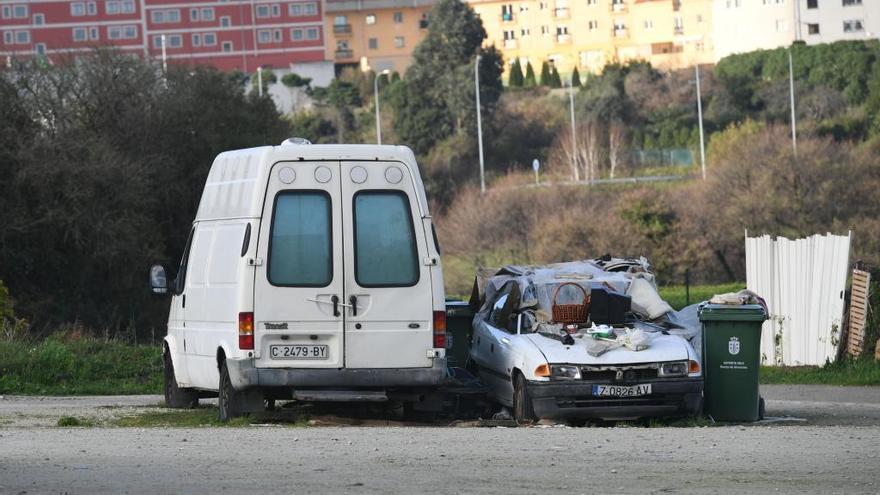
253, 162, 345, 369
340, 161, 434, 369
167, 227, 195, 385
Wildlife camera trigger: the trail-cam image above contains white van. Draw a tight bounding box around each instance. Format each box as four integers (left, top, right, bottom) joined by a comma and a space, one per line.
150, 141, 447, 420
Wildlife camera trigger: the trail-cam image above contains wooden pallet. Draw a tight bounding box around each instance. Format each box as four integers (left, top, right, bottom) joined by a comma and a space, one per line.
846, 268, 871, 358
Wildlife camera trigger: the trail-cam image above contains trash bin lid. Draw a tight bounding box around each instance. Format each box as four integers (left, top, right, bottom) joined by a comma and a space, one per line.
698, 303, 767, 322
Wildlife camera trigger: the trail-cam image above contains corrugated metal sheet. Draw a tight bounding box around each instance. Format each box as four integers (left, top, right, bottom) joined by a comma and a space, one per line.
745, 233, 851, 366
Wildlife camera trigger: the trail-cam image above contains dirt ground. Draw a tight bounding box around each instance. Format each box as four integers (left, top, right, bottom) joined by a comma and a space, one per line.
0, 385, 878, 494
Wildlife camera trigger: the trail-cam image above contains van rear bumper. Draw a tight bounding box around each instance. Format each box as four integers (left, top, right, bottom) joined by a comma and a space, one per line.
227, 357, 447, 390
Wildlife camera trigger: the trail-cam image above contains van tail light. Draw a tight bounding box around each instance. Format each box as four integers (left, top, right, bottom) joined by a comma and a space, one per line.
239, 312, 254, 350
433, 311, 446, 349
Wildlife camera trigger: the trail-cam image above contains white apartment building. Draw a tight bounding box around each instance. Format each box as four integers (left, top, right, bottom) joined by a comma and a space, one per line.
713, 0, 879, 60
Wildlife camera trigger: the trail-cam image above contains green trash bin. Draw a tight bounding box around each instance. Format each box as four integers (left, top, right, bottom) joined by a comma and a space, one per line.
445, 301, 475, 368
699, 304, 768, 422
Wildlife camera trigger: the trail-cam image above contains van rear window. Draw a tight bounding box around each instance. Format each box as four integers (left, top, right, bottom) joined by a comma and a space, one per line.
268, 191, 332, 287
353, 191, 419, 287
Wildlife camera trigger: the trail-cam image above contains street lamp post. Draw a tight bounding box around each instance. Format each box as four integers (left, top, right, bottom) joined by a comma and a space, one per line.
475, 55, 485, 194
374, 69, 390, 145
257, 66, 263, 97
568, 76, 579, 182
695, 64, 706, 181
788, 48, 797, 157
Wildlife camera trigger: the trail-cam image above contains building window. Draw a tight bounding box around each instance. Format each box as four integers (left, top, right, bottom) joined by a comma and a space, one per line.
673, 16, 683, 33
843, 19, 864, 32
289, 3, 302, 16
71, 2, 86, 16
842, 0, 861, 5
304, 3, 317, 15
556, 25, 568, 35
394, 35, 404, 48
87, 1, 97, 15
13, 5, 28, 18
334, 15, 347, 25
519, 3, 529, 12
222, 41, 233, 52
256, 5, 270, 18
1, 6, 10, 19
33, 13, 44, 25
15, 31, 29, 43
3, 31, 11, 44
521, 27, 530, 36
73, 27, 88, 41
35, 43, 46, 55
109, 26, 122, 39
202, 8, 215, 21
806, 0, 818, 7
368, 37, 377, 49
807, 23, 820, 34
258, 29, 272, 43
291, 28, 303, 40
153, 10, 182, 23
272, 4, 281, 17
274, 29, 282, 41
366, 13, 376, 24
336, 40, 349, 50
192, 33, 201, 46
541, 25, 550, 35
643, 20, 653, 29
109, 26, 135, 40
588, 20, 598, 29
124, 25, 136, 38
393, 11, 403, 23
696, 14, 703, 22
220, 16, 231, 27
587, 0, 597, 4
190, 8, 198, 21
167, 34, 182, 47
501, 4, 513, 21
204, 33, 216, 45
106, 1, 134, 15
306, 27, 319, 39
775, 19, 787, 31
152, 11, 165, 23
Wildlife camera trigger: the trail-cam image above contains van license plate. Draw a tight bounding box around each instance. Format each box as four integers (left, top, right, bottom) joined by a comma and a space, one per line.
592, 384, 652, 397
269, 345, 328, 360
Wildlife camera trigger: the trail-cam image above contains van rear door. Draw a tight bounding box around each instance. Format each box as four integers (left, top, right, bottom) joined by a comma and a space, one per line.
340, 162, 434, 369
253, 162, 344, 368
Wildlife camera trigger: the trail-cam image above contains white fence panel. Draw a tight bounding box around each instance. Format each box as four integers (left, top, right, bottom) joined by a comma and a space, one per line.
745, 232, 851, 366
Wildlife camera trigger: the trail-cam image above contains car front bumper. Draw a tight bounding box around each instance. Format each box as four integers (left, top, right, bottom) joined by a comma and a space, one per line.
226, 357, 448, 390
528, 377, 703, 421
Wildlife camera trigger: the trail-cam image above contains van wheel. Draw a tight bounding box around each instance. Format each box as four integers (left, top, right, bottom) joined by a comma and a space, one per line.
164, 351, 198, 409
513, 373, 536, 425
218, 362, 247, 422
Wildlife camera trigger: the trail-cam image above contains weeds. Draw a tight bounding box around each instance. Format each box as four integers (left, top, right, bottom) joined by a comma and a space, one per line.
57, 416, 94, 427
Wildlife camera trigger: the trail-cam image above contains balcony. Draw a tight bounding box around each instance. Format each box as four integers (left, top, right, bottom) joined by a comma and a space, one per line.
556, 33, 571, 44
673, 26, 684, 35
333, 24, 352, 34
610, 2, 627, 12
335, 48, 353, 59
613, 27, 628, 38
504, 38, 517, 48
419, 19, 429, 29
554, 7, 569, 18
501, 12, 513, 22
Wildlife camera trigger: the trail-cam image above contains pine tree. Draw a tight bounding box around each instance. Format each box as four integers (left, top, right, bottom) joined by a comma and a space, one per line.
508, 59, 524, 87
391, 71, 401, 83
571, 67, 582, 87
539, 61, 551, 86
550, 66, 562, 88
524, 62, 537, 87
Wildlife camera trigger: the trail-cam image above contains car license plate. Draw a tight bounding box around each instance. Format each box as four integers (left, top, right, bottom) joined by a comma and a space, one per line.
592, 384, 652, 397
269, 345, 328, 360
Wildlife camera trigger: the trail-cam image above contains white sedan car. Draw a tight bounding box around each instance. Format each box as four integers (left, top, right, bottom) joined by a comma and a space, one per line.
468, 260, 704, 423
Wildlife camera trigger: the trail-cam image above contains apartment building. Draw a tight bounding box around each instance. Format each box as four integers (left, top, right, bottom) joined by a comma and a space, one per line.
713, 0, 880, 60
324, 0, 434, 73
469, 0, 714, 77
0, 0, 326, 73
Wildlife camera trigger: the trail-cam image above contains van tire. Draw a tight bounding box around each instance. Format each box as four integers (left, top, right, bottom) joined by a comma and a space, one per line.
164, 351, 198, 409
513, 372, 536, 425
218, 362, 247, 421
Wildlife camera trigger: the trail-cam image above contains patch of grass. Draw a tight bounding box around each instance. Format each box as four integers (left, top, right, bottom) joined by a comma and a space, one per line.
760, 357, 880, 386
658, 282, 745, 310
57, 416, 94, 427
0, 336, 162, 395
111, 407, 310, 428
643, 416, 717, 428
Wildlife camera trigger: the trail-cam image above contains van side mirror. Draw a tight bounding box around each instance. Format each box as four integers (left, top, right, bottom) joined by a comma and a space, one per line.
150, 265, 169, 295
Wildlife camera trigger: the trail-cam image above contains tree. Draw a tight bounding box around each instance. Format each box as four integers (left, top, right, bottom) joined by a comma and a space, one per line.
550, 66, 562, 88
310, 79, 361, 142
391, 71, 401, 83
539, 61, 551, 86
524, 62, 537, 88
571, 67, 582, 87
250, 67, 277, 95
390, 0, 502, 154
508, 59, 524, 87
281, 72, 311, 88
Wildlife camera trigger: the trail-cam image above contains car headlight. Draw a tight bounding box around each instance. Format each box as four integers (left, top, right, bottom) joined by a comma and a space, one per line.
550, 364, 581, 380
658, 361, 688, 377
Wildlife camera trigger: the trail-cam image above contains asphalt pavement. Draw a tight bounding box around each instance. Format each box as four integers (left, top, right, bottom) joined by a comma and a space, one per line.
0, 385, 877, 494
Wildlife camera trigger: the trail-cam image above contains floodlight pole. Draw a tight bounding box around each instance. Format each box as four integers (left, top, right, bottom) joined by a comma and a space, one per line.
475, 54, 485, 194
374, 69, 390, 144
568, 77, 579, 182
257, 66, 263, 97
161, 34, 167, 75
788, 48, 798, 158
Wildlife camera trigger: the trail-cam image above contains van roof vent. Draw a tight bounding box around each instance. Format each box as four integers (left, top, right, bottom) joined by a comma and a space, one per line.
281, 137, 312, 146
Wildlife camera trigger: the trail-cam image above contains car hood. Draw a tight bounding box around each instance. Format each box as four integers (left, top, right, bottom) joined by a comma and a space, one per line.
522, 332, 692, 365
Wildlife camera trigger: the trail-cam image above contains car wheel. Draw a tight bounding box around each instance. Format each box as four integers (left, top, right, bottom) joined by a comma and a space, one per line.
758, 397, 765, 420
163, 350, 198, 409
218, 362, 248, 422
513, 373, 536, 425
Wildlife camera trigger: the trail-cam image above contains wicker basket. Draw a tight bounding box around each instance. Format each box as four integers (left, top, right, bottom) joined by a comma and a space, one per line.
551, 282, 590, 324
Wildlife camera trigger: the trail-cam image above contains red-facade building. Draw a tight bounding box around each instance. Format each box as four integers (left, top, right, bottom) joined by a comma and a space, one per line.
0, 0, 326, 72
